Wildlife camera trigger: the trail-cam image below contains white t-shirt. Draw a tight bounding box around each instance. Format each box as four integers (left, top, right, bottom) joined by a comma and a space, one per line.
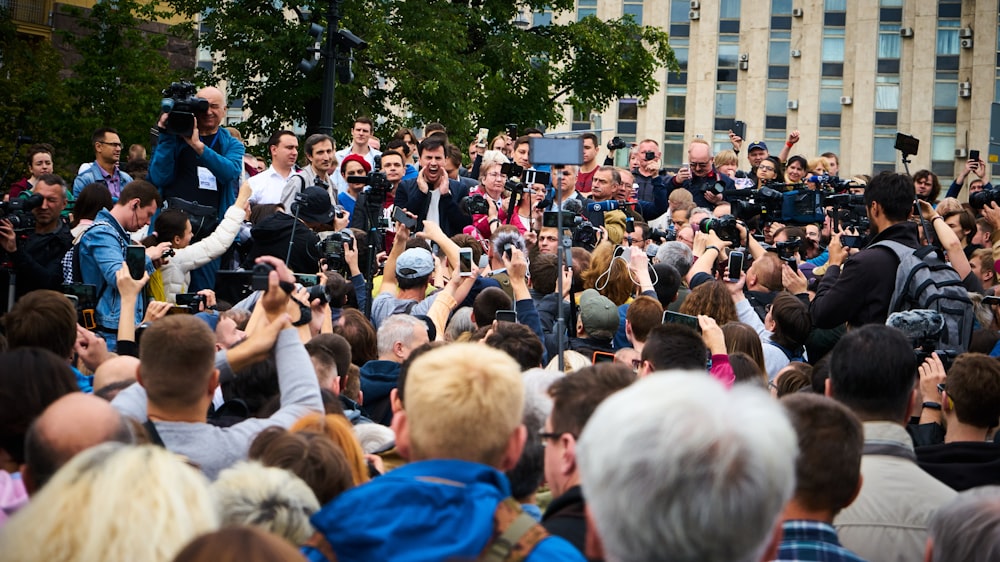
248, 165, 293, 205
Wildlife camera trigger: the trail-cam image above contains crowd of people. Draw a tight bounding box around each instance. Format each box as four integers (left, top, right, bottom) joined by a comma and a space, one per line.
2, 83, 1000, 561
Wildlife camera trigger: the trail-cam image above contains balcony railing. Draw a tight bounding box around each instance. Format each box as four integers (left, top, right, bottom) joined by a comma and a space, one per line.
4, 0, 52, 27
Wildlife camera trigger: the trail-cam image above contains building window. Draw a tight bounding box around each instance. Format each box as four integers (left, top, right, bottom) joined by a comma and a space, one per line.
937, 20, 961, 55
578, 0, 597, 20
617, 99, 638, 137
571, 108, 591, 131
623, 0, 643, 25
769, 32, 790, 65
720, 0, 740, 19
822, 32, 845, 62
875, 77, 900, 110
878, 24, 900, 58
532, 7, 553, 27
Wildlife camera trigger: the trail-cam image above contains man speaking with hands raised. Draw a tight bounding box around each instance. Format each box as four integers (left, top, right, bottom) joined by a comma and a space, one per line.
394, 136, 471, 237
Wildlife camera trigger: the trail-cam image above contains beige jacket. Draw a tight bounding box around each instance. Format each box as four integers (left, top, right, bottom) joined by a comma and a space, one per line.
834, 421, 956, 562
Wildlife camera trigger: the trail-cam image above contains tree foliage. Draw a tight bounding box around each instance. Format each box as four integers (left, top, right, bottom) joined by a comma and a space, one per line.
169, 0, 677, 148
0, 3, 184, 184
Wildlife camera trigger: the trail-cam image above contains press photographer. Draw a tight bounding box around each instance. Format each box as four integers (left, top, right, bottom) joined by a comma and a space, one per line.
0, 174, 73, 302
148, 82, 245, 292
669, 139, 735, 208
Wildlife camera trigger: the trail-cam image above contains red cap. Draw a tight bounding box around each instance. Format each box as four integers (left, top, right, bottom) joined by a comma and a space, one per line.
340, 154, 372, 175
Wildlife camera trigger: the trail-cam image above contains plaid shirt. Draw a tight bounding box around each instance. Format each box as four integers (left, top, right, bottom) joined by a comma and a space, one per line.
774, 520, 868, 562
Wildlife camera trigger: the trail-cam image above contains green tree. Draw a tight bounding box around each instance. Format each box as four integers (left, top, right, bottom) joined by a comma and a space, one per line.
57, 0, 185, 171
168, 0, 676, 148
0, 11, 73, 185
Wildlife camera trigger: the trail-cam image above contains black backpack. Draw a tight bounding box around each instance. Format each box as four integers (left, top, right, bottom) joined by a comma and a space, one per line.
872, 240, 974, 352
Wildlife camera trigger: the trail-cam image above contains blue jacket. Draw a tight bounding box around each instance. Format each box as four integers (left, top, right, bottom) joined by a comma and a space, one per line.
72, 162, 134, 199
78, 209, 153, 330
359, 360, 400, 426
148, 128, 244, 222
305, 459, 585, 562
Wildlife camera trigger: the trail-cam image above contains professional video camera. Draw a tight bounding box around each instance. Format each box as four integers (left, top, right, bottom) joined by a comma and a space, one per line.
648, 227, 675, 245
346, 170, 393, 194
0, 193, 42, 232
573, 219, 600, 251
698, 215, 741, 243
723, 187, 827, 226
887, 310, 960, 371
806, 174, 861, 191
824, 192, 870, 240
771, 239, 801, 267
316, 230, 355, 276
160, 81, 209, 137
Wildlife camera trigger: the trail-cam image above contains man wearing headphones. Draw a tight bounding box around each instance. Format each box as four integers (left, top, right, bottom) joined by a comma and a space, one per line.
78, 180, 172, 350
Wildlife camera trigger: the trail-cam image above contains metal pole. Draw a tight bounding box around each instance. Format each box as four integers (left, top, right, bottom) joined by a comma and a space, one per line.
317, 0, 341, 136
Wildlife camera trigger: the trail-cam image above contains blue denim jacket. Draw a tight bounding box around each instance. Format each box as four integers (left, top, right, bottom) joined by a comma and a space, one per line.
78, 209, 153, 330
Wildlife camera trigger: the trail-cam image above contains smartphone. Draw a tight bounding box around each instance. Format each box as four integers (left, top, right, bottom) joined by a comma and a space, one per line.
983, 296, 1000, 306
970, 149, 980, 162
459, 247, 473, 277
125, 245, 146, 280
495, 310, 517, 323
294, 274, 320, 287
175, 293, 200, 306
613, 245, 631, 261
543, 210, 575, 228
732, 120, 747, 140
64, 294, 79, 307
841, 235, 862, 248
593, 351, 616, 364
62, 283, 98, 308
392, 207, 418, 231
663, 310, 702, 334
506, 123, 517, 139
644, 151, 656, 161
727, 250, 745, 282
476, 127, 489, 148
167, 305, 194, 315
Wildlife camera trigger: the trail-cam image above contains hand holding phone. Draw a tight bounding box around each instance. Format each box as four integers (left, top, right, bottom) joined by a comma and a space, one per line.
459, 247, 474, 277
393, 207, 418, 231
125, 245, 146, 281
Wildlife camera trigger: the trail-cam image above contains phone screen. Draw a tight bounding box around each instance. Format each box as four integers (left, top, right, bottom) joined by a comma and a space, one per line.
663, 311, 702, 333
495, 310, 517, 323
592, 351, 616, 363
727, 251, 744, 281
393, 207, 417, 230
459, 248, 473, 277
476, 128, 490, 148
125, 246, 146, 280
733, 120, 747, 140
970, 150, 980, 162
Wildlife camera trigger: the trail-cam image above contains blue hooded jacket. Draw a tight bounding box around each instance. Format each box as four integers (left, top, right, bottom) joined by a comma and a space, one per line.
305, 459, 585, 562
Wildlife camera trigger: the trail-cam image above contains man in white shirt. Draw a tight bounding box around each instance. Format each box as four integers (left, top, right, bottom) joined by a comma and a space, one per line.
248, 130, 299, 205
333, 117, 381, 194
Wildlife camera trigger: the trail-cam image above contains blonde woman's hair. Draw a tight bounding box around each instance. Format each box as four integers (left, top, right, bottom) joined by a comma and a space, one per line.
0, 443, 217, 562
404, 343, 524, 466
211, 461, 320, 546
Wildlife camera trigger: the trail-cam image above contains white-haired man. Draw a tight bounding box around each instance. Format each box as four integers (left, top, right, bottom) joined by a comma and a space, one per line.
577, 372, 798, 562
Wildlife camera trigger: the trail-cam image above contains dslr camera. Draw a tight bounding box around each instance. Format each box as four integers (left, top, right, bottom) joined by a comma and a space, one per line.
160, 81, 209, 137
316, 230, 355, 274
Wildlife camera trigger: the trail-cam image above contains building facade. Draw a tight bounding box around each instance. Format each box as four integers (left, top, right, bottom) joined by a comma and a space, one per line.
549, 0, 1000, 182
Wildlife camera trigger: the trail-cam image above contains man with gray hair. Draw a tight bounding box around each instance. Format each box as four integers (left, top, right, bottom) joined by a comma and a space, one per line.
924, 486, 1000, 562
360, 314, 429, 426
656, 241, 693, 311
577, 372, 797, 562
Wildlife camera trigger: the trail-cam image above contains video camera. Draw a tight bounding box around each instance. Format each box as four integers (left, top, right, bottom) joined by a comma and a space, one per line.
607, 136, 628, 151
969, 187, 1000, 210
160, 81, 209, 137
723, 187, 832, 226
806, 174, 861, 191
0, 193, 42, 232
460, 194, 491, 216
346, 170, 393, 193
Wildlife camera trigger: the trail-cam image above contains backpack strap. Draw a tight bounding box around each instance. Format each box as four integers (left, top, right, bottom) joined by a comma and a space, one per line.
480, 498, 549, 562
143, 420, 166, 447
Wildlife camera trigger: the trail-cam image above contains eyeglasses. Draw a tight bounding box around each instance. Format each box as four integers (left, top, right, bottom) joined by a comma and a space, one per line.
690, 161, 711, 169
98, 141, 123, 149
758, 165, 775, 172
486, 172, 507, 180
538, 430, 573, 446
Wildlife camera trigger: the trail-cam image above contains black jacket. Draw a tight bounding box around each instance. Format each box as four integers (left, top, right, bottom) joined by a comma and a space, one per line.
5, 221, 73, 300
917, 441, 1000, 491
245, 213, 321, 274
542, 485, 591, 558
811, 221, 919, 329
666, 167, 735, 208
394, 178, 471, 237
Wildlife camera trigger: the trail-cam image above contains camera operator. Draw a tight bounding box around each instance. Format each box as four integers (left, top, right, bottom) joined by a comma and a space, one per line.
148, 85, 244, 291
349, 150, 406, 252
245, 185, 334, 275
582, 167, 629, 245
0, 174, 73, 300
633, 139, 666, 202
394, 136, 472, 237
669, 139, 734, 209
811, 171, 922, 328
278, 134, 337, 213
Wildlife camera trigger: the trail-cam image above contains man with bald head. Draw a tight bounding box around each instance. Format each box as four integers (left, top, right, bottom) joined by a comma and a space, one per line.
93, 355, 139, 400
22, 393, 134, 493
669, 139, 734, 209
149, 85, 245, 291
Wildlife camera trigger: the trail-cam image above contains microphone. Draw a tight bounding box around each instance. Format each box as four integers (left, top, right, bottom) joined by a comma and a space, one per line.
587, 200, 625, 213
886, 310, 944, 345
563, 198, 584, 215
806, 175, 830, 184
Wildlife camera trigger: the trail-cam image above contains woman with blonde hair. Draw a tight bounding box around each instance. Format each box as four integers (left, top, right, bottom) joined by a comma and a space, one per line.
291, 412, 370, 485
0, 443, 217, 562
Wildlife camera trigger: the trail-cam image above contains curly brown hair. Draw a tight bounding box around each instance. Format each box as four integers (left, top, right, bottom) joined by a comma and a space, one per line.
679, 280, 738, 325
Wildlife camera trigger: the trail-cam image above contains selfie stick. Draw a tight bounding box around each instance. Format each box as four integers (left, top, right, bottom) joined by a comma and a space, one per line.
897, 135, 935, 247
